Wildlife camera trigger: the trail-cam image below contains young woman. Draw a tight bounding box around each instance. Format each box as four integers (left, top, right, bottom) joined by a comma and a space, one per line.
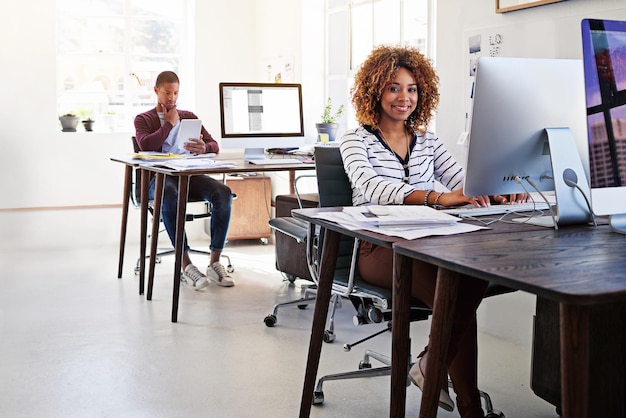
340, 45, 526, 418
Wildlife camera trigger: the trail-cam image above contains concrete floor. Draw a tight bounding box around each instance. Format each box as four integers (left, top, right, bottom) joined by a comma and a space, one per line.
0, 208, 559, 418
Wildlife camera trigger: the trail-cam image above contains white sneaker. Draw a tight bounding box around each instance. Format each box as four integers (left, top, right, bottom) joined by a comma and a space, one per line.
182, 264, 210, 290
206, 262, 235, 287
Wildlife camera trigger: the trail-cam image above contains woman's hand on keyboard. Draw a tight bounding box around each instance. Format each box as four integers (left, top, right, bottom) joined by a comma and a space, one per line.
438, 189, 491, 208
491, 193, 529, 205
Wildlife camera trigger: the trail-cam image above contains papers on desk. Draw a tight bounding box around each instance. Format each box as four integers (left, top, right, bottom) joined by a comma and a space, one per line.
133, 153, 235, 170
313, 205, 485, 240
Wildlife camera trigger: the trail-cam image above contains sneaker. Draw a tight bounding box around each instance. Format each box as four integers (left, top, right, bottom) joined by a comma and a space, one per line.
182, 264, 210, 290
206, 262, 235, 287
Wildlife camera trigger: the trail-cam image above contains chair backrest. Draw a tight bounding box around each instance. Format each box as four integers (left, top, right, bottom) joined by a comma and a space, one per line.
313, 146, 353, 208
130, 136, 142, 207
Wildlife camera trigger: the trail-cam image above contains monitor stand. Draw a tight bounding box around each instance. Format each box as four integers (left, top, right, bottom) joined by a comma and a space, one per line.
513, 128, 593, 229
608, 214, 626, 234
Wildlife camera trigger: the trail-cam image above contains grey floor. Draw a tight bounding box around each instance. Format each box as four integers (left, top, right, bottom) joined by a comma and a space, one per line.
0, 208, 560, 418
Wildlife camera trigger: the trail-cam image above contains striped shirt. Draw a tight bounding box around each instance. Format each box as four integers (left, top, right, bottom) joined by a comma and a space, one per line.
339, 125, 464, 206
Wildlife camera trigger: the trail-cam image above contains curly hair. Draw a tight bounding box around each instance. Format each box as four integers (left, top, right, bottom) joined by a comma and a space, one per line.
350, 45, 439, 133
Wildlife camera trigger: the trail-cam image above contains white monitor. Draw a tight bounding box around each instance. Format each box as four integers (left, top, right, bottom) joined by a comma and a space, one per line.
218, 82, 305, 161
581, 18, 626, 234
463, 56, 592, 227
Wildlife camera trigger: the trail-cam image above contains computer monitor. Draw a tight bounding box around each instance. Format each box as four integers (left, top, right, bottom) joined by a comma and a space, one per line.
463, 56, 592, 227
581, 18, 626, 234
218, 82, 305, 161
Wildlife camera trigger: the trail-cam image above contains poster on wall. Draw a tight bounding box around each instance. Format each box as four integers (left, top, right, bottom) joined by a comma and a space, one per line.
262, 56, 295, 83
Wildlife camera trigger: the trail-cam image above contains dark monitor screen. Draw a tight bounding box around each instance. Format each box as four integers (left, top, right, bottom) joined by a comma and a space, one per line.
581, 18, 626, 188
581, 18, 626, 232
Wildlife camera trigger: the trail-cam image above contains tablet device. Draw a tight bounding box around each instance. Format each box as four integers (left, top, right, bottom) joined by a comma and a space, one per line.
175, 119, 202, 152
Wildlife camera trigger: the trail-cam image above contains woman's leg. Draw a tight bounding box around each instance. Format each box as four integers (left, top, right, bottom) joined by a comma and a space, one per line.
358, 242, 487, 417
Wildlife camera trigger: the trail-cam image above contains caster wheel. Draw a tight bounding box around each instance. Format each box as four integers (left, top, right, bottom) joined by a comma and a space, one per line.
260, 238, 269, 245
264, 314, 277, 327
286, 274, 297, 283
358, 361, 372, 370
226, 265, 235, 273
486, 410, 505, 418
297, 304, 308, 310
312, 391, 324, 405
323, 330, 336, 343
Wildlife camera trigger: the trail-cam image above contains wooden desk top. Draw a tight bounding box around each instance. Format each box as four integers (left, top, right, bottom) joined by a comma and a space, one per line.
394, 223, 626, 306
110, 154, 315, 175
292, 207, 626, 305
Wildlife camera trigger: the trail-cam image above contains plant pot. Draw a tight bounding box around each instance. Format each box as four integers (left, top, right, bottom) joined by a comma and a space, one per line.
82, 120, 95, 132
315, 123, 339, 143
59, 115, 80, 132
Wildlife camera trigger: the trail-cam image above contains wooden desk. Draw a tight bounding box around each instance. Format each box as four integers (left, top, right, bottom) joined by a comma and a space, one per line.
111, 154, 315, 322
393, 224, 626, 418
291, 207, 626, 418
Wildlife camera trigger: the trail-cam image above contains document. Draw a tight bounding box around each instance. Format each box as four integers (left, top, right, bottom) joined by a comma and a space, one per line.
312, 205, 485, 240
343, 205, 460, 227
140, 157, 236, 170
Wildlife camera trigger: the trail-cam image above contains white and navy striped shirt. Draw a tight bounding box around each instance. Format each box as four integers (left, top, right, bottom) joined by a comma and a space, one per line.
339, 125, 464, 206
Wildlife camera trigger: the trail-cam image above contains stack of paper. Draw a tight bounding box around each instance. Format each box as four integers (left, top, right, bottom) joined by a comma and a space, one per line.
311, 205, 485, 240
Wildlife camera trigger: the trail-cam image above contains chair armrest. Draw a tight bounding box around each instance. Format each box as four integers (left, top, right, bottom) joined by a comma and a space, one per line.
293, 174, 318, 209
269, 217, 309, 243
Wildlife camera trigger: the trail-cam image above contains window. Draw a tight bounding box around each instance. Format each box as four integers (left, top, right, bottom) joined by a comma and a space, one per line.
56, 0, 193, 132
326, 0, 432, 130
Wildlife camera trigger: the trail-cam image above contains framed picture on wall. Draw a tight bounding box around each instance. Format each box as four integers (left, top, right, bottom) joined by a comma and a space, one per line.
496, 0, 566, 13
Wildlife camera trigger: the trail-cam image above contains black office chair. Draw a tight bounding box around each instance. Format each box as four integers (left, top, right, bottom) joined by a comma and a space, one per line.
269, 145, 509, 417
130, 136, 233, 275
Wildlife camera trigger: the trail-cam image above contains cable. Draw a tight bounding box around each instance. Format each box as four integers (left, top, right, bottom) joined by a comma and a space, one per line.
563, 178, 597, 227
521, 177, 559, 230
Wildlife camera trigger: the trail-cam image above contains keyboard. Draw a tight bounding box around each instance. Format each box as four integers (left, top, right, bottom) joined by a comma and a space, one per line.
440, 201, 551, 218
247, 158, 303, 165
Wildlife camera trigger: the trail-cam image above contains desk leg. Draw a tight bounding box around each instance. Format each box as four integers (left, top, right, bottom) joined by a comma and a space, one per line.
171, 175, 189, 323
117, 165, 132, 278
299, 228, 340, 418
147, 173, 164, 300
139, 168, 150, 295
391, 253, 414, 417
560, 303, 589, 418
419, 267, 459, 418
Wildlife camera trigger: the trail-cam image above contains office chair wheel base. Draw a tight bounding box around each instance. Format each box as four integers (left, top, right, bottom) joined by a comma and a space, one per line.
264, 314, 277, 327
312, 391, 324, 405
297, 304, 308, 310
323, 330, 335, 343
485, 411, 505, 418
358, 361, 372, 370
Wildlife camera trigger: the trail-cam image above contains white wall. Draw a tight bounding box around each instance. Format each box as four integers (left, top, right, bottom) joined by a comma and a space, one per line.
435, 0, 626, 169
0, 0, 322, 210
434, 0, 626, 343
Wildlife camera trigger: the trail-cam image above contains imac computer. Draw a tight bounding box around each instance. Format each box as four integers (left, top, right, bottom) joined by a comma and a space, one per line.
463, 56, 592, 227
581, 18, 626, 234
218, 82, 305, 161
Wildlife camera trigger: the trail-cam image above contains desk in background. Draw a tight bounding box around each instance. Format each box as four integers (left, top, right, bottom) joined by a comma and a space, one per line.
111, 154, 315, 323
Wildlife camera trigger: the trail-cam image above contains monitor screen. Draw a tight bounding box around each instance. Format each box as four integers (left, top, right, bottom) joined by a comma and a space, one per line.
581, 18, 626, 233
218, 82, 305, 160
463, 56, 589, 198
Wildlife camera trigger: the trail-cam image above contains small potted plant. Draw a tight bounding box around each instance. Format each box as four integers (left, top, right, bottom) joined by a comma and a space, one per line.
316, 98, 345, 143
59, 113, 80, 132
82, 118, 95, 132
